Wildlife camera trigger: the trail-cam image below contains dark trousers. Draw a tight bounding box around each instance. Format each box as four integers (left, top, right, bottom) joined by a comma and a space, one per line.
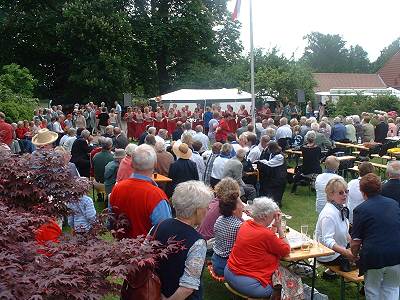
260, 184, 286, 207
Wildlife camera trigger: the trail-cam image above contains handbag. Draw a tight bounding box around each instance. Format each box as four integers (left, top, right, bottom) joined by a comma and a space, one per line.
120, 222, 164, 300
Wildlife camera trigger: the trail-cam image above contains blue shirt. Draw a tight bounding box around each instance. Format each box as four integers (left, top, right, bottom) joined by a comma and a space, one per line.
130, 173, 172, 226
203, 111, 213, 128
67, 195, 97, 233
330, 123, 347, 141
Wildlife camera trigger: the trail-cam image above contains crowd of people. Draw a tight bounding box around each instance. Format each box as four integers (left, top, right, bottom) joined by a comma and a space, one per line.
1, 99, 400, 300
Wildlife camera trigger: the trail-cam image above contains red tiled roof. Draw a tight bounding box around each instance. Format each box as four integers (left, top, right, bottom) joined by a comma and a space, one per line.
377, 50, 400, 89
313, 73, 387, 92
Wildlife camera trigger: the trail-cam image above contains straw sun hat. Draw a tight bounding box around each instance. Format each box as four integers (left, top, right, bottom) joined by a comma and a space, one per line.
32, 128, 58, 146
173, 142, 192, 159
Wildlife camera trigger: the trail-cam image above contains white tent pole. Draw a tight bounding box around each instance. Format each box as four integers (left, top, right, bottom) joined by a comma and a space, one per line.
249, 0, 256, 130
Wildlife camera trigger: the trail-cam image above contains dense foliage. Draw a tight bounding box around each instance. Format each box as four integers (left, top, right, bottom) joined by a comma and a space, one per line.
0, 64, 38, 123
326, 95, 400, 117
302, 32, 372, 73
0, 0, 242, 103
0, 150, 183, 299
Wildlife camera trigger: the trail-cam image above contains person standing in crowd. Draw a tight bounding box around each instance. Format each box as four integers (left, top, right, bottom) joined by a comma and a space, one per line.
306, 101, 314, 118
154, 141, 174, 177
152, 181, 213, 300
193, 125, 209, 152
97, 107, 110, 134
108, 109, 117, 127
347, 162, 375, 224
315, 156, 343, 214
70, 129, 92, 178
112, 127, 128, 150
92, 137, 114, 184
191, 140, 206, 180
275, 117, 292, 150
75, 110, 87, 129
210, 143, 233, 188
116, 144, 137, 182
221, 148, 255, 202
208, 111, 220, 144
215, 112, 230, 143
110, 144, 172, 238
362, 116, 375, 142
203, 106, 213, 135
351, 174, 400, 300
374, 115, 389, 143
203, 142, 222, 185
167, 143, 199, 197
104, 148, 126, 198
258, 141, 287, 207
236, 118, 248, 138
114, 101, 122, 128
381, 160, 400, 205
172, 121, 184, 142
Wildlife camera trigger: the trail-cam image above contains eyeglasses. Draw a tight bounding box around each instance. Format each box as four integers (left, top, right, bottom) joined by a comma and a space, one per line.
338, 190, 349, 195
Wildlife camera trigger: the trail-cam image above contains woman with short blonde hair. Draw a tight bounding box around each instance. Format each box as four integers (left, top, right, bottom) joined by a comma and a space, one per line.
315, 178, 355, 275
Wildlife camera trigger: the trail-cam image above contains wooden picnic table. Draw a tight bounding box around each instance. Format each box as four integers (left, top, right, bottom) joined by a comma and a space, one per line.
283, 227, 335, 300
336, 155, 357, 162
334, 142, 369, 151
285, 149, 302, 155
152, 173, 172, 183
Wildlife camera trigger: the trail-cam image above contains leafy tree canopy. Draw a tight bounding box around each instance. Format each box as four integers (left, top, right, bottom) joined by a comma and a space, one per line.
302, 32, 371, 73
372, 37, 400, 72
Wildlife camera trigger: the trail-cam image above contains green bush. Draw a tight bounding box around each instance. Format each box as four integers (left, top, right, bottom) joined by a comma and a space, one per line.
0, 64, 39, 123
328, 95, 400, 117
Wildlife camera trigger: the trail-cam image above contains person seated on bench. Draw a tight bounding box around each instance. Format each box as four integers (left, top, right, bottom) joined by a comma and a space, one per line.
351, 173, 400, 300
224, 197, 291, 298
291, 131, 322, 193
211, 178, 244, 276
315, 178, 356, 277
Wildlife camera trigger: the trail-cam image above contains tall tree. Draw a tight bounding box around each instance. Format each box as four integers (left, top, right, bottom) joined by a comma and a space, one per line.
372, 37, 400, 72
302, 32, 349, 72
347, 45, 371, 73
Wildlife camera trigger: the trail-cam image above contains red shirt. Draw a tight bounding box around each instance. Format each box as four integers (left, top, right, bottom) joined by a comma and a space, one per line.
215, 118, 230, 142
15, 127, 28, 139
0, 120, 14, 145
227, 220, 290, 287
110, 178, 167, 238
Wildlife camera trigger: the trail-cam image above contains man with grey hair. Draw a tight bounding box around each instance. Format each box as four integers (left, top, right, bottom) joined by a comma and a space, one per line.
113, 127, 128, 149
315, 156, 343, 214
236, 118, 248, 138
223, 148, 257, 202
93, 137, 114, 184
193, 125, 209, 152
60, 127, 77, 153
381, 160, 400, 205
375, 114, 388, 143
275, 117, 292, 141
110, 144, 172, 238
330, 116, 346, 142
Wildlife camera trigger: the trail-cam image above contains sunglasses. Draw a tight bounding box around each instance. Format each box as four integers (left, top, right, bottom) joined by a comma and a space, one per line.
338, 190, 349, 195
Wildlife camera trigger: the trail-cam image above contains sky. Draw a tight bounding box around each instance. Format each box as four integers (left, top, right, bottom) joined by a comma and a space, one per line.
228, 0, 400, 61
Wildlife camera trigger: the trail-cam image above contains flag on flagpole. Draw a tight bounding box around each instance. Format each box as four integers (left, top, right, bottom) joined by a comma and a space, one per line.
232, 0, 241, 20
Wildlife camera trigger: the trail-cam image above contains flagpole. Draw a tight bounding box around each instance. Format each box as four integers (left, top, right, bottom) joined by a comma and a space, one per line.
249, 0, 256, 130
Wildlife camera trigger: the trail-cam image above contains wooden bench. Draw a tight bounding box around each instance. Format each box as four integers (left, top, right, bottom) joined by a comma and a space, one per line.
370, 154, 392, 163
326, 265, 364, 300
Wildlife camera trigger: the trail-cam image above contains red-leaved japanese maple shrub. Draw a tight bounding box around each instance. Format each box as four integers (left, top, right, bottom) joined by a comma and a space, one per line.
0, 149, 89, 216
0, 150, 183, 299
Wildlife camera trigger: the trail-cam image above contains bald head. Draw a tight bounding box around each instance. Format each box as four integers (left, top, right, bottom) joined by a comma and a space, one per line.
325, 156, 340, 171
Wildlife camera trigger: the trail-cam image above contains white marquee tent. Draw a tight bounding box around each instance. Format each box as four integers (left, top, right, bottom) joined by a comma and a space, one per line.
149, 88, 254, 111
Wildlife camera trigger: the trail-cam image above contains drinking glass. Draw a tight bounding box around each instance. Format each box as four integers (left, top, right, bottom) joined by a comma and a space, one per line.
300, 224, 308, 236
316, 236, 324, 253
301, 234, 311, 252
281, 219, 287, 233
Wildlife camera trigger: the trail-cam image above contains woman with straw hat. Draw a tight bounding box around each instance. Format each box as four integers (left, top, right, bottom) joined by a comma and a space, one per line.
32, 128, 58, 149
166, 142, 198, 197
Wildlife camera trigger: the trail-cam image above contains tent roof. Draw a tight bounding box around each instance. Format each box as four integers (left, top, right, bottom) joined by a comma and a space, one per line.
151, 88, 252, 101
